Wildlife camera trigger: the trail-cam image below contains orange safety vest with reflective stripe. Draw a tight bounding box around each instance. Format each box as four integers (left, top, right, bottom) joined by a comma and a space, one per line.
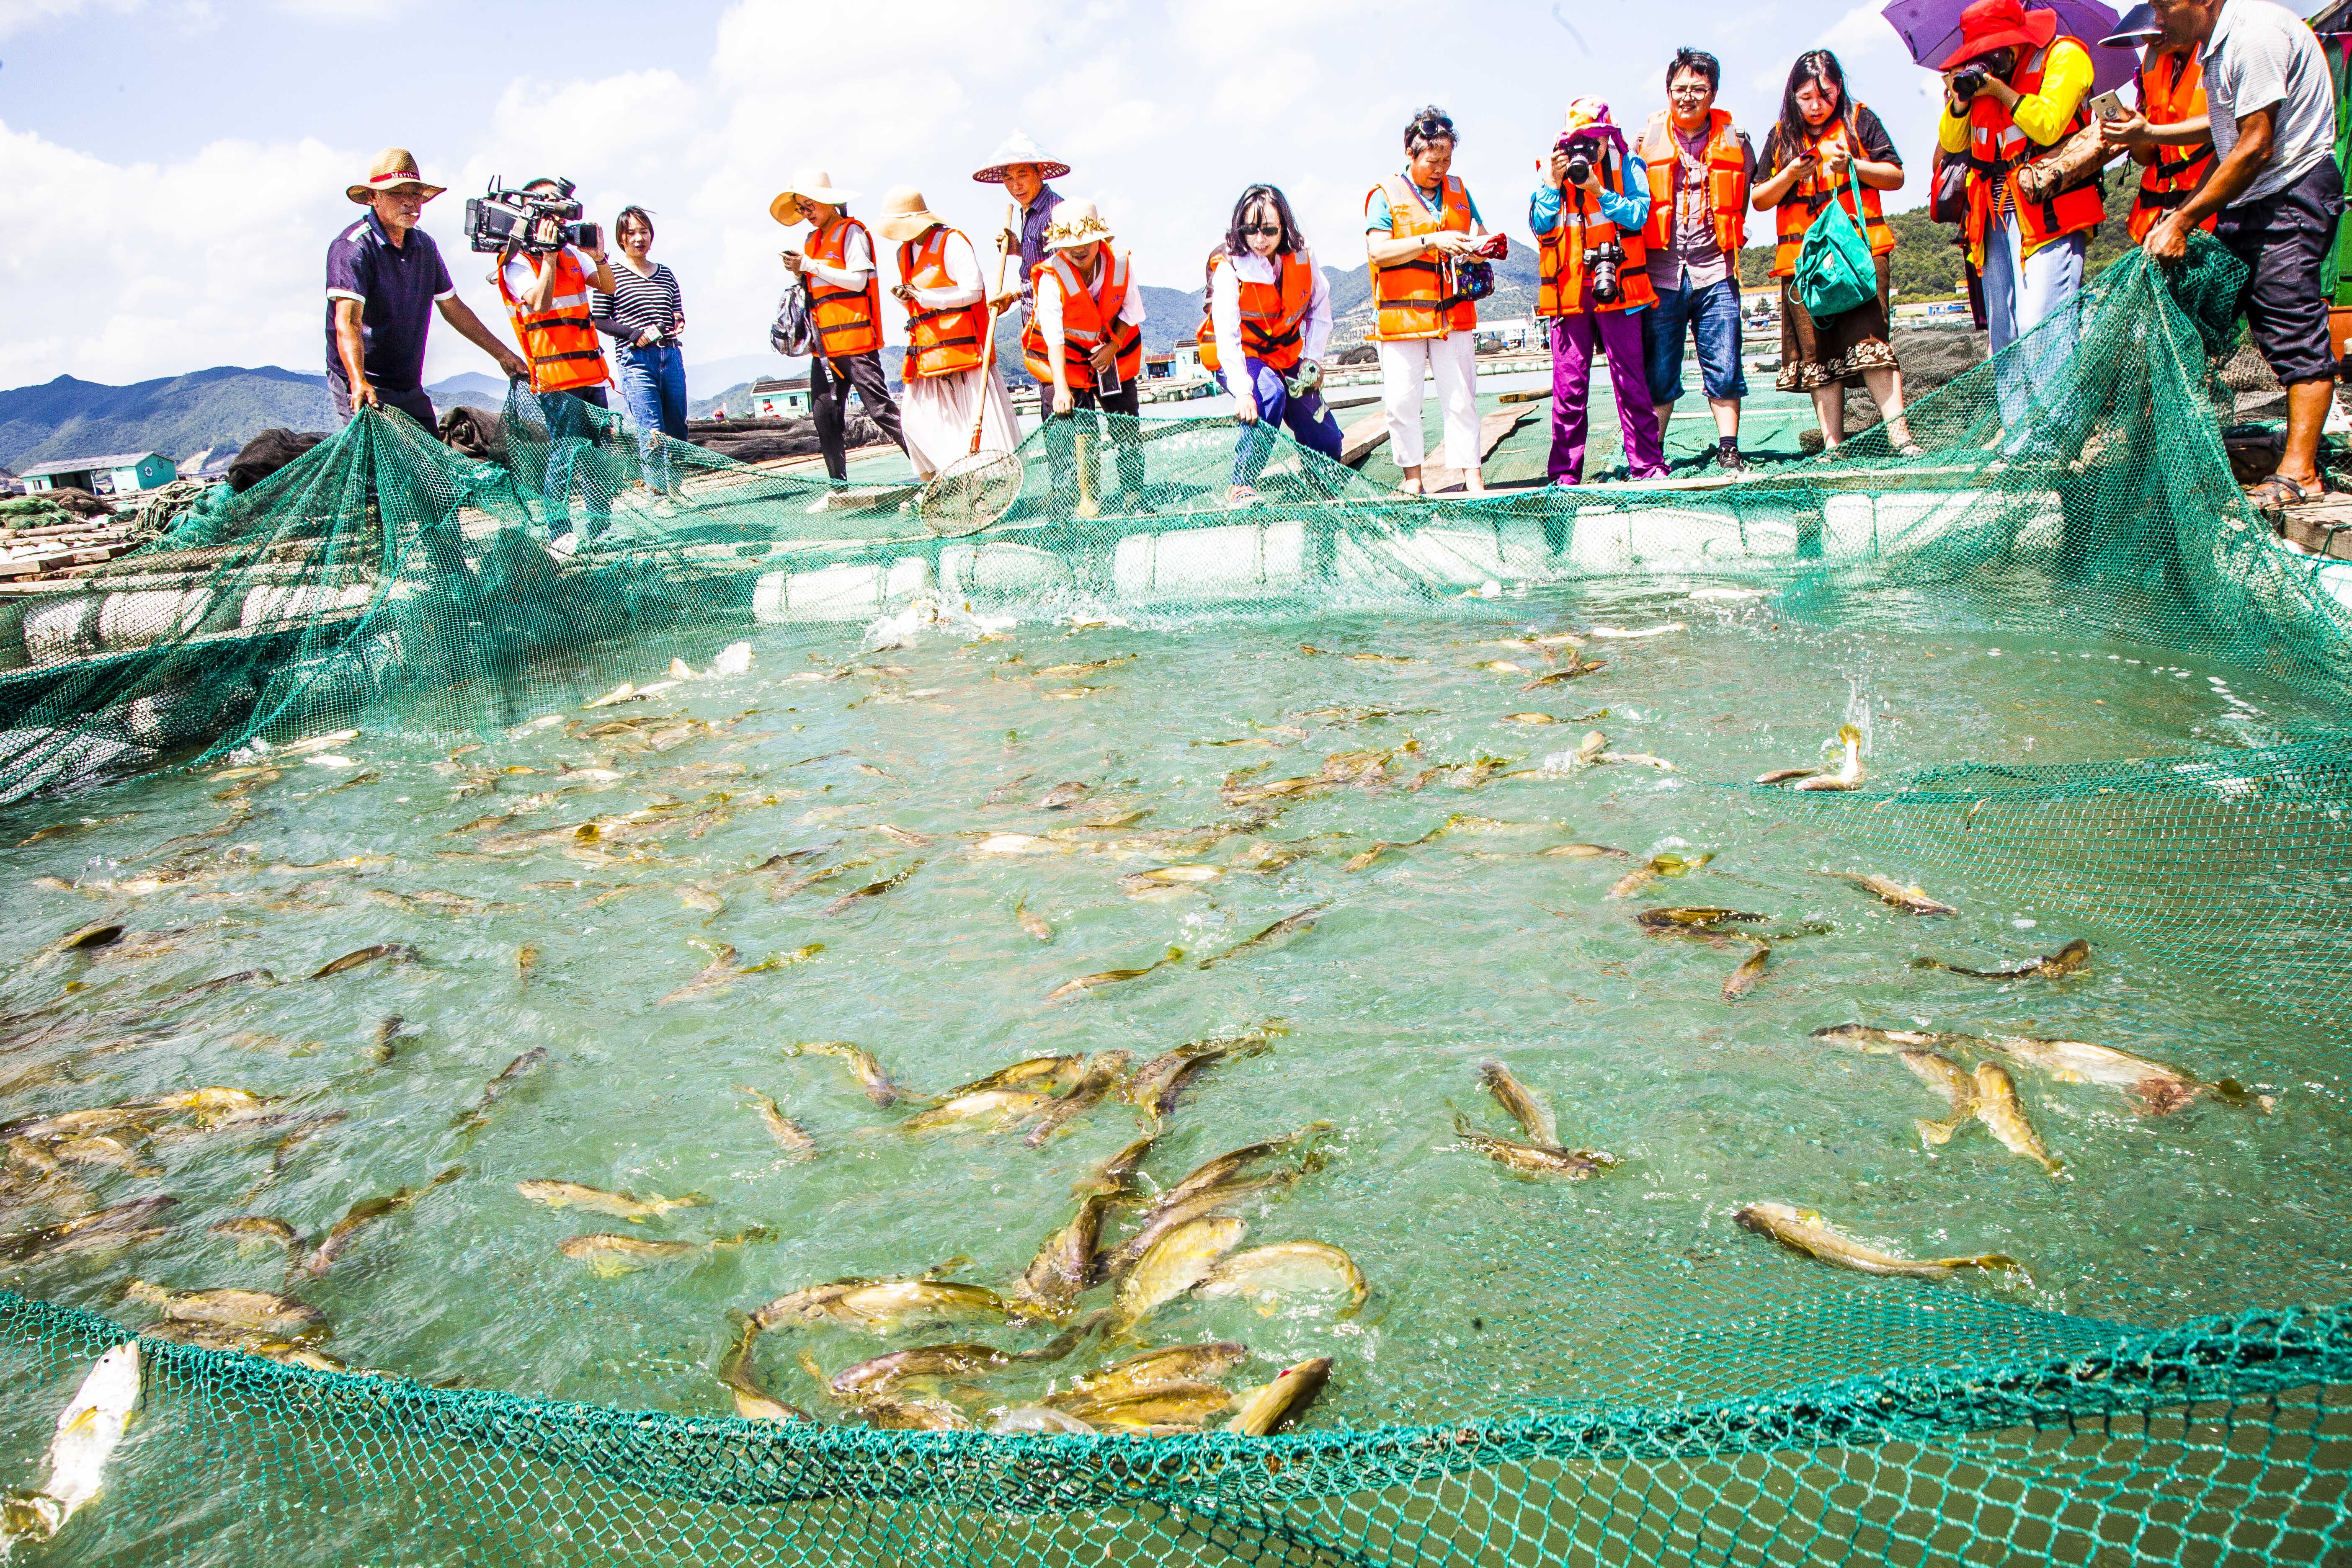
1770, 111, 1898, 279
806, 215, 884, 360
896, 226, 988, 379
1197, 249, 1314, 374
1537, 160, 1660, 317
496, 248, 609, 395
2129, 47, 2217, 243
1021, 249, 1145, 386
1640, 108, 1749, 260
1965, 42, 2107, 264
1368, 174, 1478, 340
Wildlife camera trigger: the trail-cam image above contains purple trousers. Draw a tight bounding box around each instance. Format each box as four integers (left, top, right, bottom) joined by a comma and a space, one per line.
1547, 299, 1667, 484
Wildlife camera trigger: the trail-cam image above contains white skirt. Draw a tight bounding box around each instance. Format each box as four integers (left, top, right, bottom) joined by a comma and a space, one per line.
900, 363, 1021, 480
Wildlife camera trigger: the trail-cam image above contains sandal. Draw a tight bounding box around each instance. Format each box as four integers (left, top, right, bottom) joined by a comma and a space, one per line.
2246, 475, 2326, 511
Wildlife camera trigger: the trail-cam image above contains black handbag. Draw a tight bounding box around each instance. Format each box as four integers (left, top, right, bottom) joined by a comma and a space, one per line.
1931, 147, 1970, 225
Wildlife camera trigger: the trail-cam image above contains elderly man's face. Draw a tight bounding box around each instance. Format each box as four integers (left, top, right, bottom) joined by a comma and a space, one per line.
2148, 0, 2221, 46
1003, 163, 1043, 204
371, 186, 427, 235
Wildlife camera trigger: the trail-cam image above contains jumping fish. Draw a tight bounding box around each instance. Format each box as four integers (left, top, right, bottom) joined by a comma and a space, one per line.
1971, 1062, 2066, 1176
1475, 1062, 1557, 1145
1826, 872, 1957, 916
1223, 1355, 1333, 1436
1608, 852, 1713, 900
0, 1344, 141, 1554
1790, 725, 1865, 791
784, 1040, 920, 1106
1117, 1215, 1248, 1323
1043, 948, 1185, 1003
1912, 939, 2091, 982
1735, 1202, 2027, 1282
1197, 905, 1326, 970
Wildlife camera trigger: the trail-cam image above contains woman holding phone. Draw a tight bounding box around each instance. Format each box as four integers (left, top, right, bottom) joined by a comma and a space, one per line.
1365, 106, 1496, 496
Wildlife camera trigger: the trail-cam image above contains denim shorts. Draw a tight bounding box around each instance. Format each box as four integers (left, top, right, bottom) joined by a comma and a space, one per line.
1642, 275, 1749, 404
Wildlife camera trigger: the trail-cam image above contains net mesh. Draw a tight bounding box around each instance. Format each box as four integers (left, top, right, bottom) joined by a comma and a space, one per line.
4, 240, 2351, 1564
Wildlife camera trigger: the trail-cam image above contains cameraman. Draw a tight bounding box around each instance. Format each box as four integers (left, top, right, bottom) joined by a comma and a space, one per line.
1529, 99, 1666, 485
1933, 0, 2104, 436
493, 177, 619, 548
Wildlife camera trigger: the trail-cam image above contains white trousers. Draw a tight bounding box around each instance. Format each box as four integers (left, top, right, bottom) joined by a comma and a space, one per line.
1378, 331, 1480, 471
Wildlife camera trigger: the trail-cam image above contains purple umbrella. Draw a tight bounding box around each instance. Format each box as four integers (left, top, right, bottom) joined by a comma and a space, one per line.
1880, 0, 2138, 96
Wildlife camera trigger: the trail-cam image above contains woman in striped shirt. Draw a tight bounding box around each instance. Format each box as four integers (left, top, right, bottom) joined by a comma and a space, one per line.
591, 205, 688, 493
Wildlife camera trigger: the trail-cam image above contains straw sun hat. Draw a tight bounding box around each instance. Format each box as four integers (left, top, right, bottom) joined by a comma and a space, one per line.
1041, 199, 1114, 252
769, 169, 861, 226
346, 147, 446, 204
872, 186, 949, 244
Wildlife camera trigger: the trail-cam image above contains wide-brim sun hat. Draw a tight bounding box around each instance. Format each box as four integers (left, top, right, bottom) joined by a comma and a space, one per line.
2098, 3, 2160, 47
347, 147, 446, 205
1938, 0, 2060, 70
972, 131, 1072, 185
1041, 198, 1114, 252
770, 169, 861, 227
872, 185, 949, 244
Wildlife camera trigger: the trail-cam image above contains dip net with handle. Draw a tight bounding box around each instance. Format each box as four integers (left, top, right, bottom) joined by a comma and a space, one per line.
0, 243, 2347, 1566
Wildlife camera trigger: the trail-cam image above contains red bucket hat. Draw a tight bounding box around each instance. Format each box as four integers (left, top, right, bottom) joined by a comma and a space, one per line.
1939, 0, 2061, 69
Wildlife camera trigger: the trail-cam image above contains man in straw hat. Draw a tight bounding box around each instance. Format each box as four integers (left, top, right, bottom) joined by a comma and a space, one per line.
327, 148, 527, 428
1021, 199, 1147, 516
773, 169, 905, 482
973, 132, 1071, 334
874, 186, 1018, 481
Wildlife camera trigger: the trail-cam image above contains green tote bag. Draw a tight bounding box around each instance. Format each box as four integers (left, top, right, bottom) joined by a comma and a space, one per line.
1792, 156, 1878, 321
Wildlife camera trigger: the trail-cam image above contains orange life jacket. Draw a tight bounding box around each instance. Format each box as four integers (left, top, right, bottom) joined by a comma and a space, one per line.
1367, 173, 1478, 341
1640, 107, 1749, 260
1197, 249, 1314, 374
1021, 249, 1145, 387
806, 214, 884, 360
1965, 41, 2107, 263
896, 225, 988, 379
1537, 157, 1660, 317
2129, 47, 2218, 243
496, 248, 608, 395
1770, 110, 1898, 279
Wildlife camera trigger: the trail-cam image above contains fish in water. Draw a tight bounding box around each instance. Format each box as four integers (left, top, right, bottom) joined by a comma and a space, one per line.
1198, 1242, 1368, 1319
298, 1166, 463, 1279
0, 1196, 177, 1265
1637, 906, 1769, 934
821, 862, 924, 917
1519, 659, 1607, 690
1224, 1355, 1333, 1436
1452, 1114, 1617, 1180
124, 1280, 328, 1341
784, 1039, 921, 1106
1475, 1062, 1558, 1145
1735, 1202, 2027, 1282
0, 1342, 142, 1553
1023, 1052, 1133, 1147
1723, 943, 1771, 1001
1810, 1023, 1975, 1055
517, 1180, 707, 1221
451, 1047, 549, 1132
716, 1311, 808, 1422
1903, 1050, 1982, 1147
1970, 1062, 2066, 1176
1197, 905, 1326, 970
1037, 781, 1091, 810
1790, 725, 1866, 791
559, 1228, 772, 1277
516, 945, 541, 986
1118, 1215, 1248, 1324
312, 944, 421, 980
812, 1342, 1024, 1402
1044, 948, 1185, 1003
740, 1090, 817, 1159
367, 1016, 407, 1065
899, 1088, 1060, 1134
1608, 852, 1713, 900
53, 1135, 160, 1179
1009, 1187, 1127, 1319
752, 1274, 1019, 1334
1826, 872, 1957, 916
1984, 1034, 2256, 1117
210, 1216, 302, 1254
1015, 899, 1052, 942
1065, 1342, 1249, 1403
943, 1055, 1085, 1099
1078, 1133, 1157, 1199
658, 944, 742, 1005
1123, 1025, 1284, 1122
1912, 939, 2091, 982
1542, 841, 1628, 859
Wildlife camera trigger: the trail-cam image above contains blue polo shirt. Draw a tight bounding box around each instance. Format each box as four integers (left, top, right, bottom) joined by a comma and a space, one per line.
325, 210, 457, 395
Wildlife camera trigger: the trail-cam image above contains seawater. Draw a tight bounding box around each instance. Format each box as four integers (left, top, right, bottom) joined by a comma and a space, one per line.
1, 584, 2344, 1449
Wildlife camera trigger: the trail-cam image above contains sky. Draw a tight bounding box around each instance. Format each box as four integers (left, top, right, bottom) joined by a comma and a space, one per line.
0, 0, 1975, 391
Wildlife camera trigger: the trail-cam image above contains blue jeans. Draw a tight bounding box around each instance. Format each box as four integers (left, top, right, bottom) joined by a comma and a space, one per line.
540, 385, 612, 537
1642, 276, 1748, 407
616, 343, 689, 492
1982, 219, 2086, 439
1215, 357, 1344, 487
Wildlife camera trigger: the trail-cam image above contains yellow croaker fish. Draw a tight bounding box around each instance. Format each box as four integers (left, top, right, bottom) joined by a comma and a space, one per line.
1037, 781, 1091, 810
0, 1196, 177, 1265
298, 1167, 464, 1279
0, 1342, 141, 1553
1827, 872, 1957, 916
1903, 1050, 1982, 1147
1015, 900, 1053, 942
900, 1087, 1060, 1134
752, 1274, 1019, 1334
1519, 659, 1607, 690
1119, 864, 1223, 897
944, 1056, 1085, 1099
1542, 841, 1627, 859
820, 861, 925, 917
1984, 1034, 2259, 1117
1198, 1243, 1368, 1319
1023, 1052, 1133, 1148
209, 1217, 301, 1254
739, 1090, 817, 1160
1970, 1062, 2066, 1176
1723, 943, 1771, 1001
1636, 906, 1769, 934
1452, 1114, 1617, 1180
1809, 1023, 1976, 1055
1117, 1215, 1249, 1324
1790, 725, 1866, 791
1197, 905, 1326, 970
452, 1048, 548, 1132
516, 1180, 708, 1221
1501, 712, 1558, 725
1912, 938, 2091, 982
1475, 1062, 1557, 1145
516, 944, 541, 987
1009, 1188, 1127, 1319
124, 1280, 328, 1341
1055, 1381, 1236, 1432
558, 1228, 771, 1276
311, 943, 420, 980
1062, 1342, 1249, 1403
658, 943, 741, 1005
1124, 1025, 1284, 1122
717, 1311, 808, 1422
1223, 1355, 1333, 1436
1043, 948, 1185, 1003
784, 1040, 920, 1106
1608, 852, 1713, 900
1735, 1202, 2027, 1282
810, 1342, 1019, 1403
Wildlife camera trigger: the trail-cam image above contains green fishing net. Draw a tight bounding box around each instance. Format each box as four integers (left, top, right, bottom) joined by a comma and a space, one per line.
3, 237, 2348, 1565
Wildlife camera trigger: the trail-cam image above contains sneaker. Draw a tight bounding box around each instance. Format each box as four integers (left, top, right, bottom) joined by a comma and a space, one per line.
1225, 485, 1261, 509
547, 532, 579, 560
1712, 446, 1749, 473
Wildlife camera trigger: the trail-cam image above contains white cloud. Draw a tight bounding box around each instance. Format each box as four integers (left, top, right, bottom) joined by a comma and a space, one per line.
0, 0, 132, 38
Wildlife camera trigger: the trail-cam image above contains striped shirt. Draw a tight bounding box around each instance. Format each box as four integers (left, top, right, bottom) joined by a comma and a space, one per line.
591, 261, 683, 347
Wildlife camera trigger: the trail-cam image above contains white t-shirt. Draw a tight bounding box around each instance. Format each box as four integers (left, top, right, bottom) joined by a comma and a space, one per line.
2202, 0, 2338, 203
1209, 249, 1335, 369
499, 244, 593, 305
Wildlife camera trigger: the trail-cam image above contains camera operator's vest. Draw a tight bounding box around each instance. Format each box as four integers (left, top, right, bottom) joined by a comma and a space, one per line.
1196, 249, 1314, 374
1021, 250, 1145, 387
1639, 108, 1750, 262
1368, 174, 1478, 341
1537, 156, 1657, 318
1769, 111, 1897, 279
2129, 48, 2217, 244
807, 216, 884, 360
895, 226, 988, 380
497, 250, 608, 395
1964, 40, 2105, 264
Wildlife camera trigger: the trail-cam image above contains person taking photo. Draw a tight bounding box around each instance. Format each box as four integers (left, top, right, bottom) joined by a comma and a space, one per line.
1636, 49, 1756, 472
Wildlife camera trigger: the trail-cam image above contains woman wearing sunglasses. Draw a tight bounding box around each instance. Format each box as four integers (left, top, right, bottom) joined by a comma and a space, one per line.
1198, 185, 1342, 507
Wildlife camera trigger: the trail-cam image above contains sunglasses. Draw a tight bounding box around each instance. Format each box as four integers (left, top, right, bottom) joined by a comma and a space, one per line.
1240, 223, 1282, 236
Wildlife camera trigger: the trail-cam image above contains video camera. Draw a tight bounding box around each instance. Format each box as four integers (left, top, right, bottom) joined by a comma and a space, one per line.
464, 176, 602, 256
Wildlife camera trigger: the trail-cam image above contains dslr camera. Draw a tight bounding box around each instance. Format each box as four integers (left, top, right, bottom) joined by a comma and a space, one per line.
1558, 134, 1601, 188
1584, 237, 1625, 305
465, 176, 602, 255
1950, 49, 2011, 102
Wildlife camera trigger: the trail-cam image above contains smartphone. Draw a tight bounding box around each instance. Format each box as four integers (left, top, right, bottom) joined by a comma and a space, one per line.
2089, 89, 2128, 122
1094, 359, 1121, 397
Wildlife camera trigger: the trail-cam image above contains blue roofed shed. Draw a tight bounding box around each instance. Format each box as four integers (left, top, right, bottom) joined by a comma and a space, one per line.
16, 452, 175, 498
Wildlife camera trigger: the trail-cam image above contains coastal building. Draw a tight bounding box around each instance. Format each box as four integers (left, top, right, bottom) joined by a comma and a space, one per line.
1172, 336, 1207, 381
748, 377, 813, 420
16, 451, 175, 497
1473, 318, 1535, 352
